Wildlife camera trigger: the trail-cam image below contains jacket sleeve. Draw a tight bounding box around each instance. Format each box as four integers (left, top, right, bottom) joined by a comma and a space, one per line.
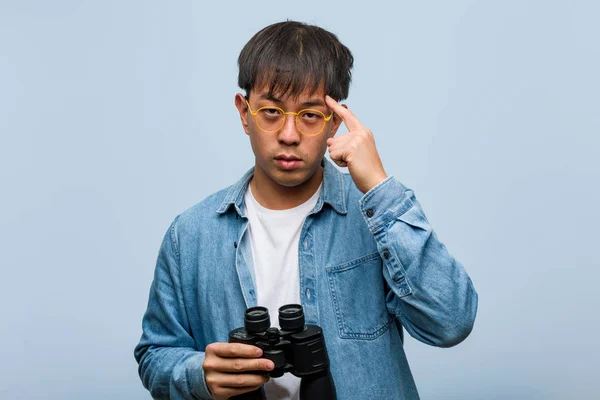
134, 217, 213, 399
359, 177, 478, 348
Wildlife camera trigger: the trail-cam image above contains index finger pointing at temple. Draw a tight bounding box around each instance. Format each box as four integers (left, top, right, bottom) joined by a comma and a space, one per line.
325, 95, 363, 131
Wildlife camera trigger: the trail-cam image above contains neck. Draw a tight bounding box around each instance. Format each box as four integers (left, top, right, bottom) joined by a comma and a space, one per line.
250, 167, 323, 210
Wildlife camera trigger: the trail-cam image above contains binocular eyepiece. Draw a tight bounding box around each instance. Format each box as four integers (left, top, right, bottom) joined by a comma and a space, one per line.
243, 304, 305, 333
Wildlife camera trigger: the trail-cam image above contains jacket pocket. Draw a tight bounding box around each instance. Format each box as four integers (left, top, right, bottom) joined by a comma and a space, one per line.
326, 252, 393, 340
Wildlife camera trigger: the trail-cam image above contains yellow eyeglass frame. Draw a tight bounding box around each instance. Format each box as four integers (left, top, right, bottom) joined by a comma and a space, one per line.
245, 99, 334, 137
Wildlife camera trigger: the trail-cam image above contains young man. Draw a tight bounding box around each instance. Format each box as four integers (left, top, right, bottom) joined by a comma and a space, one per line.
135, 21, 478, 400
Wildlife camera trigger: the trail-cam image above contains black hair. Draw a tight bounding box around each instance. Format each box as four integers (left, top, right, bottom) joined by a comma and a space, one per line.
238, 21, 354, 101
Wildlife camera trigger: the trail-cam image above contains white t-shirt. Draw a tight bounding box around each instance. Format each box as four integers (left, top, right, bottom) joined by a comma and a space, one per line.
244, 184, 321, 400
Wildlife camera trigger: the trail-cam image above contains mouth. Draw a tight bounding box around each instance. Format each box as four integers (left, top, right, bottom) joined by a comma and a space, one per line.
275, 154, 302, 161
274, 154, 303, 170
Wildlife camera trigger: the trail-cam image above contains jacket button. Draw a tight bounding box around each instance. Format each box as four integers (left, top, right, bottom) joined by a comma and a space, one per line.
383, 250, 390, 259
366, 208, 375, 218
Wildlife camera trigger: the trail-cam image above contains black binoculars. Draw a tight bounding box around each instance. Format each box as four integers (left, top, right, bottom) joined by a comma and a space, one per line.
228, 304, 336, 400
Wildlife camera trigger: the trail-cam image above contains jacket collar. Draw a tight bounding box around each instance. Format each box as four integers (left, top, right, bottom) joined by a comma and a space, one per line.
216, 158, 347, 216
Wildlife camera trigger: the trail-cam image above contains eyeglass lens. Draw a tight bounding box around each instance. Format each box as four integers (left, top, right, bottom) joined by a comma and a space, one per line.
256, 108, 326, 136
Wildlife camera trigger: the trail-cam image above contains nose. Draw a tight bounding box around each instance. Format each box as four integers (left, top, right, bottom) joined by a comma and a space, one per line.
277, 113, 301, 145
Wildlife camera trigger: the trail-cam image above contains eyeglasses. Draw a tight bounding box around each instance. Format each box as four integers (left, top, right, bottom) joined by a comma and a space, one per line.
245, 99, 334, 137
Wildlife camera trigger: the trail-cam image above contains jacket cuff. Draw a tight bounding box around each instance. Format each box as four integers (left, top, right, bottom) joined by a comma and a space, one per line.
359, 177, 413, 235
186, 352, 213, 399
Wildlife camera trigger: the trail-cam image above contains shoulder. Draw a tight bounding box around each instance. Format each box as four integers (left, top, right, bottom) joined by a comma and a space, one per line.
341, 171, 363, 197
322, 159, 364, 214
169, 184, 236, 239
337, 169, 366, 212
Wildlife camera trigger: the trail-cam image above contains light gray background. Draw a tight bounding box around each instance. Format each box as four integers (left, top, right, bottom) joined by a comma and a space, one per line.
1, 1, 598, 399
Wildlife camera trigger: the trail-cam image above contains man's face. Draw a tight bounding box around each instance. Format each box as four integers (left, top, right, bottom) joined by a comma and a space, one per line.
235, 85, 344, 191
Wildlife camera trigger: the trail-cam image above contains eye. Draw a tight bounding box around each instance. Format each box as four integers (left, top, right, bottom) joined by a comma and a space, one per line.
260, 107, 282, 117
300, 110, 324, 122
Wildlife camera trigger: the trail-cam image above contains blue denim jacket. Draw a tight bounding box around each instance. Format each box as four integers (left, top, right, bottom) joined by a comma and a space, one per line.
134, 159, 478, 399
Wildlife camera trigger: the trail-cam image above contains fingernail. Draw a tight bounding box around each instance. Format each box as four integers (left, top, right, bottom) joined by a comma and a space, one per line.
255, 348, 262, 356
266, 361, 274, 370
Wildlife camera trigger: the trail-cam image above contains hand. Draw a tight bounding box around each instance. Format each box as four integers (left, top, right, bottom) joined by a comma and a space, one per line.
202, 342, 274, 400
325, 95, 388, 194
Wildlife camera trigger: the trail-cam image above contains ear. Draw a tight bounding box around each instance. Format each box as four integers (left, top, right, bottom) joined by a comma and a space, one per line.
234, 93, 250, 135
327, 104, 348, 139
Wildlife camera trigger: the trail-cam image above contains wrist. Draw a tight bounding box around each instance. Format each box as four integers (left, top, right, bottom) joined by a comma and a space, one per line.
362, 173, 388, 194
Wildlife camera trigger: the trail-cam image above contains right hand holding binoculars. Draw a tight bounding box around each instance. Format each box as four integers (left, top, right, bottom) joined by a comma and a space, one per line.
202, 342, 275, 400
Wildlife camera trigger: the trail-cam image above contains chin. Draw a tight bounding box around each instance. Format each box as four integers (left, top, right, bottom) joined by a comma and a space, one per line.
272, 174, 309, 188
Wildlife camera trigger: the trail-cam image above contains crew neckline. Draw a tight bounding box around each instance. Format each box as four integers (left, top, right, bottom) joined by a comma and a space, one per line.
246, 183, 322, 214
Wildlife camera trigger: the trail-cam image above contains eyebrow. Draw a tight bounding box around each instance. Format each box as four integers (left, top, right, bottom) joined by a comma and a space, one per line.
258, 93, 327, 109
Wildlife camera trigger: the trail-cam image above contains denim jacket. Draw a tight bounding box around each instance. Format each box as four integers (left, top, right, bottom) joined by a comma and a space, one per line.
134, 159, 478, 400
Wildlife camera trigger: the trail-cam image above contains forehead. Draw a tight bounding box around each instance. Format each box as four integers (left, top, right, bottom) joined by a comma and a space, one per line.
251, 83, 326, 103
